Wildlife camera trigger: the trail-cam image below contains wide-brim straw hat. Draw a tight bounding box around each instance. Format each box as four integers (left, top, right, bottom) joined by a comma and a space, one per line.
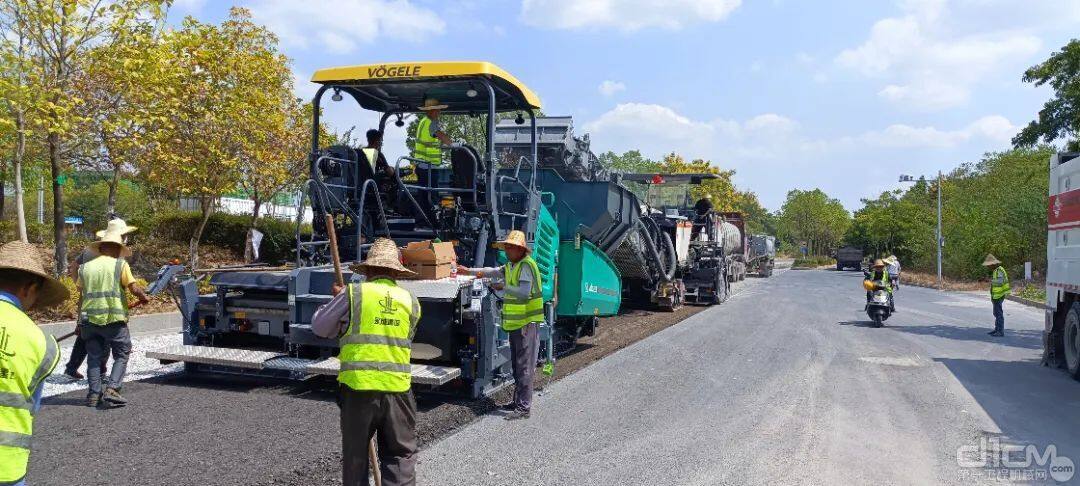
493, 230, 531, 253
0, 241, 70, 309
95, 218, 137, 239
90, 234, 132, 260
885, 255, 898, 265
872, 258, 886, 268
982, 254, 1001, 266
418, 98, 448, 111
351, 238, 415, 277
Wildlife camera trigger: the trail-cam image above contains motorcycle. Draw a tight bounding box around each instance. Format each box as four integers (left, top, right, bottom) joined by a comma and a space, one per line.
863, 273, 892, 328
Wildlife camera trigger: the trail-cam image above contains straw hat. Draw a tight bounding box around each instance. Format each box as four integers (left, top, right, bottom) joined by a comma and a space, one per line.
351, 238, 415, 277
872, 259, 885, 268
0, 241, 70, 309
885, 255, 898, 265
89, 218, 135, 258
95, 218, 137, 238
493, 230, 530, 253
418, 98, 448, 112
982, 254, 1001, 267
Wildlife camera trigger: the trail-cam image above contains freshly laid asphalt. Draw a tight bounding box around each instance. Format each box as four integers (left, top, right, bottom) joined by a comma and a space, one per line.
418, 269, 1078, 485
30, 267, 1080, 485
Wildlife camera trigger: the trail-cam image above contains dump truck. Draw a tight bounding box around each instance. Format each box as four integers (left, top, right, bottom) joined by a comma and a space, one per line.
748, 234, 776, 277
147, 62, 623, 399
835, 246, 864, 271
1043, 151, 1080, 378
494, 117, 689, 311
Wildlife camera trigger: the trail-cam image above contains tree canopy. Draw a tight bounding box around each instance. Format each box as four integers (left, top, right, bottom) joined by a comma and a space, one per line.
1014, 39, 1080, 151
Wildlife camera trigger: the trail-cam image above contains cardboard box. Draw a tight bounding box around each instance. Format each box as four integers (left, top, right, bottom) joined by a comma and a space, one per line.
400, 240, 456, 280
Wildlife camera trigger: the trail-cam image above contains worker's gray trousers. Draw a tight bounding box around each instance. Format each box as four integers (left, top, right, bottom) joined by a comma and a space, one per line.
992, 298, 1005, 333
509, 322, 541, 411
82, 322, 131, 395
339, 387, 417, 486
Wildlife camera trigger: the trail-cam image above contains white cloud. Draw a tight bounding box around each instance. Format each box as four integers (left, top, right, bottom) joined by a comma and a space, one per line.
598, 80, 626, 97
859, 115, 1017, 148
835, 0, 1041, 110
583, 103, 1019, 209
250, 0, 445, 53
521, 0, 741, 31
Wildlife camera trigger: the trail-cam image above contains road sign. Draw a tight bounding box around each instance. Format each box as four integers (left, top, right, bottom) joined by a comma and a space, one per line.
64, 216, 83, 225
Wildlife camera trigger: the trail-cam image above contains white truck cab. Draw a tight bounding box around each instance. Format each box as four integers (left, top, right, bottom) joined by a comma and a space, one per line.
1045, 152, 1080, 376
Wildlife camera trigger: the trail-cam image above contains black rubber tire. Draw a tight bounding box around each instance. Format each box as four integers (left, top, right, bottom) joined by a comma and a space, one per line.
713, 269, 728, 305
872, 315, 883, 328
836, 263, 843, 271
1064, 303, 1080, 379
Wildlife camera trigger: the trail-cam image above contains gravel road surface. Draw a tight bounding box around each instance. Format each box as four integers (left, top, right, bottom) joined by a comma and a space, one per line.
418, 269, 1079, 485
29, 273, 764, 485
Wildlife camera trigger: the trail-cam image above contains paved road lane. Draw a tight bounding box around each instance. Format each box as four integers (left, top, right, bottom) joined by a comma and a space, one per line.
418, 269, 1079, 485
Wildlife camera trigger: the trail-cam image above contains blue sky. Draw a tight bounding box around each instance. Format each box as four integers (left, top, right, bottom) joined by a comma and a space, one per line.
170, 0, 1080, 211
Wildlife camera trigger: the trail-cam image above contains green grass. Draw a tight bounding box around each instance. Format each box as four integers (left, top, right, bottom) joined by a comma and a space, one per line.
793, 256, 837, 268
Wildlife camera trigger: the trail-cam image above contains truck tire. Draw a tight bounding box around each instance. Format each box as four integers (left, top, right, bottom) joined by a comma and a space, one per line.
836, 263, 843, 271
1065, 303, 1080, 379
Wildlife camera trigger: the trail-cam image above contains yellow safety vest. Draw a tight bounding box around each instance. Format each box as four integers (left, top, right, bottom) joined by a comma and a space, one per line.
412, 116, 443, 166
361, 148, 380, 172
0, 301, 59, 484
79, 256, 128, 326
502, 256, 544, 332
338, 279, 417, 393
991, 266, 1010, 300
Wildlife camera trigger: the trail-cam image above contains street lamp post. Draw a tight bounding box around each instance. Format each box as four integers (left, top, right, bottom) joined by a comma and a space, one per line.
899, 172, 944, 289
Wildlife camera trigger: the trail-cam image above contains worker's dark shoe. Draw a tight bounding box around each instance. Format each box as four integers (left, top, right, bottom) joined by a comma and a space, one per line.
498, 403, 517, 412
988, 330, 1004, 337
86, 393, 101, 408
63, 369, 84, 381
103, 388, 128, 406
504, 408, 530, 421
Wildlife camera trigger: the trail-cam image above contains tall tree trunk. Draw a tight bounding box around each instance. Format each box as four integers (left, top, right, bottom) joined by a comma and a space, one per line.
50, 132, 66, 275
13, 113, 27, 243
189, 197, 214, 269
107, 163, 120, 217
243, 199, 262, 263
0, 166, 6, 219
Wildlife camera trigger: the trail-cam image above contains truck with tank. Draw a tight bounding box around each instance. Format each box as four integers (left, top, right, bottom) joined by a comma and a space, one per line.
748, 234, 776, 277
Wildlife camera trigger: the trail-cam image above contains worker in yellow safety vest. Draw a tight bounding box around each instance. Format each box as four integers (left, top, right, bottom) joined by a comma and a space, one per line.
411, 98, 453, 166
460, 230, 544, 420
984, 254, 1010, 337
311, 238, 421, 486
79, 219, 149, 408
0, 240, 69, 485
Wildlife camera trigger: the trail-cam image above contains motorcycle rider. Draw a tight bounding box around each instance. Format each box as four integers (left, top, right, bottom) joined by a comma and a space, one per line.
865, 259, 894, 312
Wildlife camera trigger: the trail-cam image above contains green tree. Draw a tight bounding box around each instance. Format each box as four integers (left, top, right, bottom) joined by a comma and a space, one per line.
598, 149, 659, 173
138, 8, 290, 267
777, 189, 851, 256
2, 0, 168, 273
1014, 39, 1080, 150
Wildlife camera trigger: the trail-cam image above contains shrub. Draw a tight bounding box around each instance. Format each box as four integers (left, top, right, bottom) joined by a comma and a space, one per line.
146, 210, 301, 264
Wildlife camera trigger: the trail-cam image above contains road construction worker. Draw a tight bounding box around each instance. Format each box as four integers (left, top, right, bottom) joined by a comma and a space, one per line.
62, 217, 133, 381
459, 230, 544, 420
0, 241, 67, 485
694, 194, 714, 216
362, 128, 394, 180
886, 255, 901, 290
866, 259, 894, 312
311, 238, 421, 486
984, 254, 1010, 337
78, 219, 149, 408
411, 99, 456, 189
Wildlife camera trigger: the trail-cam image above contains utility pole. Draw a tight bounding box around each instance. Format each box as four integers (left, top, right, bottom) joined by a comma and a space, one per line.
936, 170, 943, 289
899, 171, 944, 288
